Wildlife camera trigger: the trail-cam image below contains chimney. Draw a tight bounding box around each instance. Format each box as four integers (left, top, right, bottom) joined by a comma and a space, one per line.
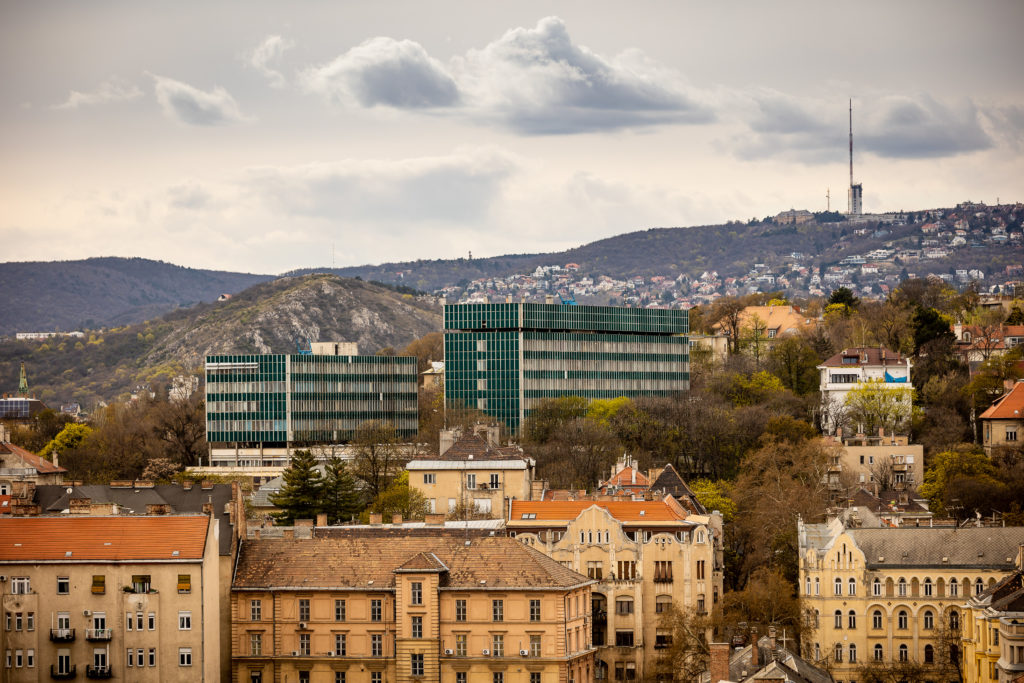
751, 628, 759, 667
201, 480, 214, 490
545, 295, 555, 304
316, 513, 328, 527
182, 480, 194, 490
768, 626, 777, 651
369, 513, 383, 526
391, 514, 403, 525
709, 642, 731, 683
69, 498, 92, 514
146, 504, 170, 515
282, 529, 294, 539
425, 513, 445, 526
202, 502, 214, 515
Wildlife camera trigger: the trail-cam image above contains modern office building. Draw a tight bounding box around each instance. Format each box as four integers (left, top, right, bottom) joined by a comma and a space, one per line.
205, 346, 418, 466
443, 303, 688, 432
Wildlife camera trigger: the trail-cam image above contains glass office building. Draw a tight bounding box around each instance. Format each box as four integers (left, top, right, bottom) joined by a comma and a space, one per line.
444, 303, 688, 432
205, 352, 418, 448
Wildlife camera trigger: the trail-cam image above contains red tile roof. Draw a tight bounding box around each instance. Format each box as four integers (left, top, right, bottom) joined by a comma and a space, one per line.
0, 515, 209, 561
0, 442, 66, 474
602, 467, 649, 489
980, 382, 1024, 420
509, 499, 687, 523
819, 346, 908, 368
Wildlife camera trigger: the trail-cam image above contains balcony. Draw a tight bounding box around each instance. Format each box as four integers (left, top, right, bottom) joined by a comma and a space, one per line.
50, 665, 77, 680
50, 628, 76, 642
85, 666, 113, 679
85, 628, 113, 641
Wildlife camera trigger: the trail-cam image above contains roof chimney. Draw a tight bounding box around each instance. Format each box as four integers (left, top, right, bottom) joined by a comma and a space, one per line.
709, 642, 730, 683
316, 513, 328, 527
751, 628, 759, 667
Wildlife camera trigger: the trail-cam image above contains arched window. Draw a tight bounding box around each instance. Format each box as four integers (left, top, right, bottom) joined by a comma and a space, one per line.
814, 577, 820, 595
872, 578, 882, 596
834, 610, 843, 629
975, 578, 984, 596
814, 643, 820, 661
874, 644, 883, 661
923, 578, 933, 596
898, 644, 908, 662
872, 610, 882, 629
805, 576, 811, 594
849, 644, 857, 663
898, 578, 908, 596
950, 610, 960, 630
898, 610, 908, 629
848, 610, 856, 629
924, 610, 934, 630
835, 643, 843, 662
924, 645, 934, 663
949, 578, 959, 596
834, 578, 843, 595
848, 578, 856, 595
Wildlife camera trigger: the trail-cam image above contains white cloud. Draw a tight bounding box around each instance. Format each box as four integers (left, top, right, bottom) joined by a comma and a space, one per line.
151, 74, 248, 126
53, 77, 143, 110
249, 35, 293, 88
301, 37, 459, 108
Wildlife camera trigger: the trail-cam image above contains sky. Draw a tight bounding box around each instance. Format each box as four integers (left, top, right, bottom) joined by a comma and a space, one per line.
2, 1, 1023, 275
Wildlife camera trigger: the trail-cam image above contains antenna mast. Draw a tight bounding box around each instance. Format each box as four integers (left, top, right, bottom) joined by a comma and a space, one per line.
848, 99, 853, 212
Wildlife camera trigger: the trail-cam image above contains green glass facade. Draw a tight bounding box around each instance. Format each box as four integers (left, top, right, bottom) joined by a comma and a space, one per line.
444, 303, 688, 432
205, 353, 418, 446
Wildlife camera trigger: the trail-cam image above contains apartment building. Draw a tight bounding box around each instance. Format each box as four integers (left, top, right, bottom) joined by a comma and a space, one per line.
0, 425, 65, 494
979, 382, 1024, 456
231, 533, 595, 683
961, 550, 1024, 683
798, 517, 1024, 683
824, 433, 924, 491
0, 514, 221, 682
506, 497, 724, 681
817, 347, 912, 435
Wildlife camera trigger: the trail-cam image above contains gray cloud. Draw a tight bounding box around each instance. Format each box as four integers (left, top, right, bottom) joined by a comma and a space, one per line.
301, 37, 459, 108
151, 74, 247, 125
53, 77, 143, 109
860, 95, 991, 158
167, 183, 212, 210
249, 35, 293, 88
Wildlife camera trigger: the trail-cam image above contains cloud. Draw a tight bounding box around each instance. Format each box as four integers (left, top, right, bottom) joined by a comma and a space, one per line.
249, 35, 293, 88
301, 37, 459, 108
167, 183, 212, 210
859, 95, 991, 158
151, 74, 247, 125
53, 77, 143, 109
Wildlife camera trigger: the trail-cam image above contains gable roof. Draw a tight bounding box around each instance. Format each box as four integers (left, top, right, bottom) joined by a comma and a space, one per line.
819, 346, 908, 368
728, 635, 832, 683
650, 464, 707, 514
509, 499, 690, 524
0, 515, 210, 561
979, 381, 1024, 420
0, 441, 66, 474
601, 466, 649, 489
437, 434, 528, 461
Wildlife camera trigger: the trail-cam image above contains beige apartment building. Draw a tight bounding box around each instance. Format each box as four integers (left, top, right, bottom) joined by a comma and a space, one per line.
0, 514, 221, 682
231, 532, 594, 683
825, 433, 924, 491
407, 431, 535, 518
980, 382, 1024, 456
798, 517, 1024, 683
506, 497, 724, 681
961, 551, 1024, 683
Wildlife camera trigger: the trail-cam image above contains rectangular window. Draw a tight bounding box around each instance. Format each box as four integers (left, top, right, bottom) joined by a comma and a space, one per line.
411, 582, 423, 605
455, 633, 467, 657
1008, 428, 1018, 442
492, 634, 504, 657
127, 612, 133, 631
57, 577, 69, 594
412, 616, 423, 638
616, 631, 635, 647
128, 649, 134, 668
178, 611, 192, 630
25, 613, 32, 632
530, 599, 541, 621
131, 575, 151, 593
617, 561, 635, 580
251, 600, 262, 621
493, 599, 504, 622
371, 599, 382, 622
530, 634, 542, 657
11, 578, 30, 594
456, 599, 467, 622
15, 614, 22, 631
411, 653, 424, 677
298, 599, 310, 622
467, 474, 477, 489
15, 650, 22, 668
26, 650, 33, 668
423, 473, 435, 484
299, 633, 310, 656
148, 612, 155, 630
136, 649, 142, 667
250, 633, 262, 655
335, 633, 346, 656
457, 674, 468, 683
371, 634, 383, 657
490, 473, 499, 488
654, 560, 673, 582
494, 673, 504, 683
334, 599, 346, 621
178, 648, 192, 666
616, 598, 634, 615
531, 673, 541, 683
149, 649, 156, 667
177, 574, 191, 593
696, 560, 705, 580
587, 561, 603, 580
372, 673, 382, 683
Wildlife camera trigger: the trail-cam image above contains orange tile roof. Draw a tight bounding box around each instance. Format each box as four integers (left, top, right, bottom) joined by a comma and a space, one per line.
0, 442, 66, 474
0, 515, 209, 561
509, 500, 687, 523
603, 467, 649, 488
980, 382, 1024, 420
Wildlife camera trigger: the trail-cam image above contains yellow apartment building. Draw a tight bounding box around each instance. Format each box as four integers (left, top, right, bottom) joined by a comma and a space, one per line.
798, 517, 1024, 683
961, 551, 1024, 683
0, 514, 221, 682
231, 532, 594, 683
979, 382, 1024, 456
506, 497, 724, 681
825, 433, 924, 492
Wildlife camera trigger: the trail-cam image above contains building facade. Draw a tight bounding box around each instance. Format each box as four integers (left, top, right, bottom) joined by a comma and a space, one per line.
961, 552, 1024, 683
798, 518, 1024, 683
205, 349, 418, 466
231, 533, 595, 683
979, 381, 1024, 456
443, 303, 688, 433
817, 347, 912, 435
506, 498, 723, 681
825, 433, 924, 492
0, 514, 221, 682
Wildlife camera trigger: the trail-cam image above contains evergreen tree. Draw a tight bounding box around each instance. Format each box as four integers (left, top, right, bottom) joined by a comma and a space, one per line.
269, 449, 323, 525
321, 456, 362, 524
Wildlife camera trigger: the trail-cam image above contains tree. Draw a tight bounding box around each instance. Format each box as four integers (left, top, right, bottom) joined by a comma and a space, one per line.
402, 332, 443, 374
726, 371, 786, 407
321, 456, 363, 524
911, 307, 954, 353
141, 458, 181, 482
707, 297, 747, 355
766, 336, 821, 395
533, 417, 620, 490
150, 392, 206, 467
721, 567, 801, 636
369, 471, 430, 521
918, 446, 1001, 518
843, 379, 915, 436
38, 422, 93, 458
656, 606, 715, 682
521, 396, 588, 445
270, 450, 323, 525
828, 287, 860, 312
351, 420, 402, 499
689, 480, 736, 523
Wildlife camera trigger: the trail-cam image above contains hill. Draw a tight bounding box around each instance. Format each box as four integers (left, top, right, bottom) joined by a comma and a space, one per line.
0, 274, 442, 408
0, 257, 275, 335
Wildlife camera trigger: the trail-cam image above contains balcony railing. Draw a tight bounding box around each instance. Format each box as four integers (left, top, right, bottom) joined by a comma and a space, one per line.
85, 628, 113, 641
50, 628, 76, 642
50, 665, 77, 680
85, 665, 113, 679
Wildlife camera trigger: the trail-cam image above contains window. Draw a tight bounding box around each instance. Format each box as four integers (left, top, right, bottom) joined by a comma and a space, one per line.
127, 611, 133, 631
587, 561, 603, 580
848, 611, 856, 629
11, 578, 30, 594
490, 474, 499, 488
924, 644, 934, 664
530, 599, 541, 621
834, 610, 843, 629
371, 599, 382, 622
814, 577, 819, 595
697, 594, 706, 614
616, 598, 634, 615
493, 673, 504, 683
898, 578, 907, 596
250, 633, 262, 655
467, 474, 477, 489
15, 650, 22, 668
923, 578, 933, 596
423, 473, 435, 484
492, 634, 504, 657
834, 578, 843, 595
335, 599, 346, 621
179, 611, 192, 630
251, 599, 262, 621
849, 644, 857, 663
975, 578, 984, 596
371, 634, 383, 657
14, 613, 22, 631
455, 599, 467, 622
57, 577, 69, 594
372, 673, 382, 683
131, 575, 151, 593
654, 561, 673, 582
898, 644, 908, 662
655, 632, 672, 650
530, 634, 541, 657
457, 673, 467, 683
299, 673, 310, 683
872, 578, 881, 596
56, 651, 72, 675
128, 649, 135, 667
805, 576, 811, 594
336, 673, 346, 683
531, 673, 541, 683
26, 613, 33, 631
1007, 427, 1018, 442
617, 561, 636, 580
656, 595, 673, 614
298, 598, 310, 622
412, 616, 423, 638
411, 582, 423, 605
492, 599, 504, 622
924, 610, 934, 629
950, 578, 959, 596
616, 631, 634, 647
148, 649, 156, 667
874, 644, 883, 661
57, 612, 70, 631
898, 610, 908, 629
175, 573, 191, 593
411, 653, 424, 677
950, 610, 960, 630
696, 560, 705, 580
455, 633, 467, 657
848, 578, 856, 595
299, 633, 310, 656
835, 643, 843, 662
179, 647, 193, 666
335, 633, 346, 656
135, 649, 142, 667
148, 612, 155, 630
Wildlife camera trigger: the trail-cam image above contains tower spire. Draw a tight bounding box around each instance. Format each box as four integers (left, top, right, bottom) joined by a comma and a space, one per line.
18, 361, 29, 397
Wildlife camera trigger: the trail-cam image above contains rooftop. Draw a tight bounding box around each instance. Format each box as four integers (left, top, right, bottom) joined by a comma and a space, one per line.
0, 441, 66, 474
819, 346, 908, 368
0, 515, 210, 561
848, 526, 1024, 569
508, 498, 690, 524
979, 381, 1024, 420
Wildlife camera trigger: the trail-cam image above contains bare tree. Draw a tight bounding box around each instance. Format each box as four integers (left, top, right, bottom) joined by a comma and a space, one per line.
869, 455, 896, 491
350, 420, 402, 499
656, 606, 715, 682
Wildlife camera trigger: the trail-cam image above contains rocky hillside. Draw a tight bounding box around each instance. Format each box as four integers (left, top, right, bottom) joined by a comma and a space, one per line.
0, 275, 441, 408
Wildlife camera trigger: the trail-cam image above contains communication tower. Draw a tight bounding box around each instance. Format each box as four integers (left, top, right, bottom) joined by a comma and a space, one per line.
848, 99, 863, 215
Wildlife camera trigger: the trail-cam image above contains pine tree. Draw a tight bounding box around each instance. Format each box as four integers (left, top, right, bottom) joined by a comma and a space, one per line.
321, 456, 363, 525
269, 449, 323, 525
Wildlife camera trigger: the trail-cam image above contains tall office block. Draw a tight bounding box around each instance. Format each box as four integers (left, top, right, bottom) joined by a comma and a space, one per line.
443, 303, 688, 432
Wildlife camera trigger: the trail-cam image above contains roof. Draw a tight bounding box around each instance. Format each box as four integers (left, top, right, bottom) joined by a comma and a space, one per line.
973, 569, 1024, 612
601, 466, 649, 489
0, 495, 9, 514
728, 635, 832, 683
0, 515, 210, 561
848, 527, 1024, 569
233, 535, 589, 590
737, 305, 816, 335
508, 499, 689, 524
979, 381, 1024, 420
395, 552, 449, 573
819, 346, 908, 368
650, 464, 707, 514
0, 441, 66, 474
435, 434, 529, 462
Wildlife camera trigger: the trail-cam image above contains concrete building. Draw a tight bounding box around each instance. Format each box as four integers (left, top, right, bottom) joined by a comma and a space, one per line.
443, 302, 688, 433
205, 344, 418, 466
798, 517, 1024, 682
824, 432, 924, 492
506, 497, 723, 681
230, 532, 595, 683
980, 381, 1024, 456
817, 347, 912, 435
961, 549, 1024, 683
0, 514, 221, 682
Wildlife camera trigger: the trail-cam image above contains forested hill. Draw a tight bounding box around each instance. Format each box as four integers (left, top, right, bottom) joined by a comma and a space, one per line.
0, 257, 274, 335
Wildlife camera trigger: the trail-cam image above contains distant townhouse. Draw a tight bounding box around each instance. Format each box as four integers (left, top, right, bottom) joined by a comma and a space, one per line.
818, 347, 912, 435
0, 426, 66, 493
979, 381, 1024, 456
824, 432, 924, 492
